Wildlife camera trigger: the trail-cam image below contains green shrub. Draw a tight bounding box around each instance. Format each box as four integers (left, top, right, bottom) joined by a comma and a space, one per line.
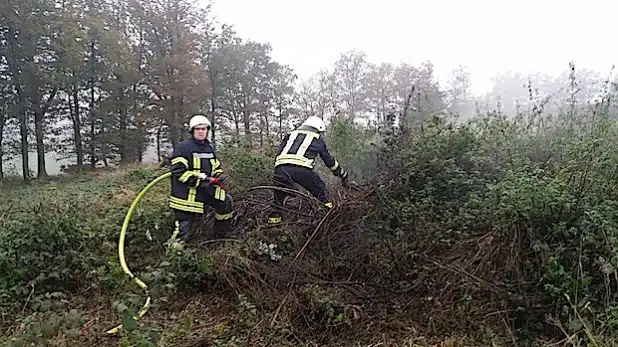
0, 202, 102, 315
372, 98, 618, 342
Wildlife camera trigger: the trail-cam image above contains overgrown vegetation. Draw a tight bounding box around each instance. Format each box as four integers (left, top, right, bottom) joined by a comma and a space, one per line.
3, 1, 618, 345
2, 71, 618, 346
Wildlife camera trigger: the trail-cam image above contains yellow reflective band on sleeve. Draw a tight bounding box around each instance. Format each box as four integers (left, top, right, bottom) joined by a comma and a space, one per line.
179, 171, 192, 183
215, 212, 234, 220
329, 160, 340, 171
210, 159, 223, 176
324, 201, 333, 208
214, 187, 226, 201
179, 171, 198, 183
171, 157, 188, 167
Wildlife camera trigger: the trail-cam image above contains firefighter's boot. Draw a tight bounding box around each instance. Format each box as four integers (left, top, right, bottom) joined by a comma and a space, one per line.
267, 211, 282, 224
214, 218, 234, 238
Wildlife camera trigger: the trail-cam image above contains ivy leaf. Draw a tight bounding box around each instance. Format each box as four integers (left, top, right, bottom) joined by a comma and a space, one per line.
122, 314, 137, 332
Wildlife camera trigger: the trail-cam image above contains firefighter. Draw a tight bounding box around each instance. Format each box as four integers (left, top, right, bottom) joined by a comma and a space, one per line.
167, 114, 234, 248
267, 116, 349, 224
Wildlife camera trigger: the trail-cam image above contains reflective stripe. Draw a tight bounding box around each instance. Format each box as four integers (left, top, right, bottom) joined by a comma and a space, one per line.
193, 155, 201, 169
170, 196, 203, 208
192, 177, 201, 188
329, 160, 339, 171
214, 187, 225, 201
193, 152, 214, 159
279, 130, 318, 156
210, 159, 223, 176
294, 130, 320, 138
274, 155, 314, 168
179, 170, 201, 184
324, 201, 333, 208
179, 171, 194, 183
190, 155, 203, 195
171, 157, 188, 167
169, 201, 203, 213
295, 133, 316, 157
215, 212, 233, 220
268, 216, 281, 224
275, 130, 319, 168
187, 187, 198, 203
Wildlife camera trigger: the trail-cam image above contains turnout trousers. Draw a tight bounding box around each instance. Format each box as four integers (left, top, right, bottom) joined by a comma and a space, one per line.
268, 164, 332, 224
172, 184, 234, 241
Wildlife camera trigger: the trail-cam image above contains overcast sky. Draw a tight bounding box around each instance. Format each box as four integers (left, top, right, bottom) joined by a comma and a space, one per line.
208, 0, 616, 96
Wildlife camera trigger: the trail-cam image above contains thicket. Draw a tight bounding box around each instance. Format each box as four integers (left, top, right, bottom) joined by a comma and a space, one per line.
2, 77, 618, 346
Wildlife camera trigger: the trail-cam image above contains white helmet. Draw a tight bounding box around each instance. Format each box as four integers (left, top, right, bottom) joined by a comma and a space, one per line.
302, 116, 326, 132
188, 114, 211, 131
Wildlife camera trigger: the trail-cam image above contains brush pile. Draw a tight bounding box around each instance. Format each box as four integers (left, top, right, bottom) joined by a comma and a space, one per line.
185, 179, 534, 344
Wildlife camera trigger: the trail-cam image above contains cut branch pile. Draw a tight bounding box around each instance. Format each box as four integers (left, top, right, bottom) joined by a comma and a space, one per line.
186, 181, 543, 343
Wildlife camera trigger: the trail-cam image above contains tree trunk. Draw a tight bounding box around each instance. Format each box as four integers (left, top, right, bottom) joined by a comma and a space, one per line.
242, 111, 251, 149
137, 136, 144, 162
210, 96, 216, 149
234, 116, 240, 136
32, 89, 57, 179
71, 87, 83, 172
169, 117, 181, 151
18, 93, 29, 181
156, 126, 162, 162
278, 100, 283, 136
263, 111, 270, 138
6, 28, 29, 181
33, 110, 47, 178
89, 40, 96, 168
31, 86, 57, 178
133, 84, 143, 163
0, 113, 4, 180
119, 91, 128, 163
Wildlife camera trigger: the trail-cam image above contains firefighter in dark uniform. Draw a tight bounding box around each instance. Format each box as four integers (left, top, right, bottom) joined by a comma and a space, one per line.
167, 114, 234, 248
267, 116, 349, 224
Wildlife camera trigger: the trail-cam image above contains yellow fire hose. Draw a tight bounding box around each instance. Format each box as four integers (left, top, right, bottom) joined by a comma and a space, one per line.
105, 171, 172, 335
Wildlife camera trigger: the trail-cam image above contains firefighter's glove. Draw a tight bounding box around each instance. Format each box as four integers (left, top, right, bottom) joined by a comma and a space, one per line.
215, 174, 230, 186
198, 173, 212, 189
340, 169, 350, 188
